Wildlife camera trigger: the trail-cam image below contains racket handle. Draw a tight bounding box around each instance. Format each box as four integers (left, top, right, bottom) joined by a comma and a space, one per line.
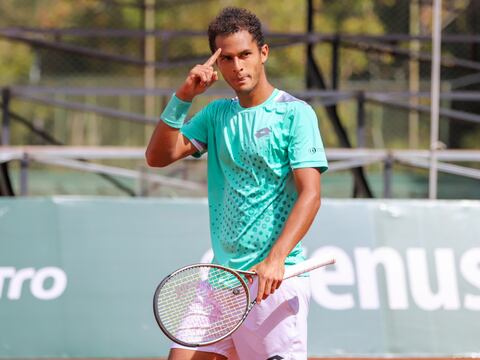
283, 255, 335, 279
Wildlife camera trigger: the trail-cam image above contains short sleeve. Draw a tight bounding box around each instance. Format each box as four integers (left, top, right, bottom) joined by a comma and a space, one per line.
180, 105, 210, 158
288, 104, 328, 173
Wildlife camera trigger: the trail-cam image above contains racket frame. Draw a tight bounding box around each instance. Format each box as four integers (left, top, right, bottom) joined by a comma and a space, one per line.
153, 263, 253, 347
153, 255, 335, 347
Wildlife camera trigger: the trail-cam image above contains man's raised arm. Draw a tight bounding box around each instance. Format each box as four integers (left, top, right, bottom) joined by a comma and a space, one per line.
145, 48, 221, 167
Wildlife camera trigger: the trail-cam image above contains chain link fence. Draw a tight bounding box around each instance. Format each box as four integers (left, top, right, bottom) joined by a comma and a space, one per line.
1, 0, 479, 198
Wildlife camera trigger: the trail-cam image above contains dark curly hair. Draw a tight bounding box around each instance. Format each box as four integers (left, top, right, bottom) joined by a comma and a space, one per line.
207, 7, 265, 53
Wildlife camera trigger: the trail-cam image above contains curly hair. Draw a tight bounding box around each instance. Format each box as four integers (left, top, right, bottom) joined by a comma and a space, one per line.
207, 7, 265, 52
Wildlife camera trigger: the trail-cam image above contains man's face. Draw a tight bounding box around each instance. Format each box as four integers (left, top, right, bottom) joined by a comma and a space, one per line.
214, 30, 269, 94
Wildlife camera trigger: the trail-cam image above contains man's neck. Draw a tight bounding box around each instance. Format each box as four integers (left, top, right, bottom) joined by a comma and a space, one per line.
237, 79, 275, 108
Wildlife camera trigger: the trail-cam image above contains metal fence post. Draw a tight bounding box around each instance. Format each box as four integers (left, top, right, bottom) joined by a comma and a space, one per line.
2, 87, 11, 145
331, 34, 340, 90
429, 0, 443, 199
137, 164, 149, 197
20, 153, 29, 196
383, 153, 393, 198
357, 91, 366, 148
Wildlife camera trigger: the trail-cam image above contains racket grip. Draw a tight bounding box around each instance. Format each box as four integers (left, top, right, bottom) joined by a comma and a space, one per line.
283, 255, 335, 279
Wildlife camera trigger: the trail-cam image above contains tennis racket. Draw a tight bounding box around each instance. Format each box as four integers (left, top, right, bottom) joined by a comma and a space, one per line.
153, 255, 335, 347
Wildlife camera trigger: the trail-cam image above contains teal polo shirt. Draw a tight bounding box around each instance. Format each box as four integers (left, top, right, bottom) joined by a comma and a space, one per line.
181, 89, 328, 270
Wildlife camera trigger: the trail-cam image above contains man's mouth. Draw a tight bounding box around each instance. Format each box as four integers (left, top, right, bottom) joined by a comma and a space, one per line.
235, 76, 249, 83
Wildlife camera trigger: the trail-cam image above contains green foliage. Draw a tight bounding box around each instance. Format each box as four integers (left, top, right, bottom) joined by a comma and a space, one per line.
0, 41, 32, 85
1, 0, 479, 151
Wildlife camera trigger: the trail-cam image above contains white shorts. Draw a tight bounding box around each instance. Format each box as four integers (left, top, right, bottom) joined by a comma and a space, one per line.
171, 276, 311, 360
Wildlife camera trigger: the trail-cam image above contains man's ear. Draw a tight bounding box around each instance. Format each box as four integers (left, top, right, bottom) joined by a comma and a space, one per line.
261, 44, 269, 64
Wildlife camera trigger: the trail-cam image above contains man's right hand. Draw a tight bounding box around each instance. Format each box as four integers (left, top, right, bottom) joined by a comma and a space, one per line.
176, 48, 222, 102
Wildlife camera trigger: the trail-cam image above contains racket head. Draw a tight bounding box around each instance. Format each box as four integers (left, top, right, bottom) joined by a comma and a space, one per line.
153, 263, 251, 347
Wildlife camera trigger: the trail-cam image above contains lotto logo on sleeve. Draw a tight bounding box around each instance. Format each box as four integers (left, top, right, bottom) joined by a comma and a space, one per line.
0, 267, 67, 300
308, 147, 323, 154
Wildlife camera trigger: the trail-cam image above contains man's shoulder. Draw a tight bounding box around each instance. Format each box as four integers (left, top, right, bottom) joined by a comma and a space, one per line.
273, 90, 306, 105
271, 90, 314, 117
273, 90, 312, 111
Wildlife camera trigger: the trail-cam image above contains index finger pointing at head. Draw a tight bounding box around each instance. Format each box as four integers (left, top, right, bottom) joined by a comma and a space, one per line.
204, 48, 222, 67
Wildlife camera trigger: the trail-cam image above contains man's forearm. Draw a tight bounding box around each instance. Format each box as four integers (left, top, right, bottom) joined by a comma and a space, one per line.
267, 190, 321, 262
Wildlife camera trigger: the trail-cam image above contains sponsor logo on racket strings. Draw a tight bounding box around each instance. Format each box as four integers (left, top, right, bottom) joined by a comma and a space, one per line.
174, 280, 208, 298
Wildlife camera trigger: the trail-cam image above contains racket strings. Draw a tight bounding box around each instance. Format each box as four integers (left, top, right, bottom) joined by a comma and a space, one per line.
156, 266, 248, 344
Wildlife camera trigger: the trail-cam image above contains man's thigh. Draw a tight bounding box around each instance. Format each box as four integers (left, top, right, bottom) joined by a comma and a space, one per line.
168, 279, 239, 360
170, 335, 238, 360
232, 276, 311, 360
168, 348, 228, 360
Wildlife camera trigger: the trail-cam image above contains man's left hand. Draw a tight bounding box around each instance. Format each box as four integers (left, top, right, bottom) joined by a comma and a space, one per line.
249, 257, 285, 303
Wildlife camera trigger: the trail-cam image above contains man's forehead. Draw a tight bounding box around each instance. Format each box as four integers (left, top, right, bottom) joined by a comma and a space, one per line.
215, 30, 257, 52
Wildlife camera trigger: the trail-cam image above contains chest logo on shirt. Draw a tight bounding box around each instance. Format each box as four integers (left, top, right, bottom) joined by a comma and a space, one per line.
255, 127, 271, 139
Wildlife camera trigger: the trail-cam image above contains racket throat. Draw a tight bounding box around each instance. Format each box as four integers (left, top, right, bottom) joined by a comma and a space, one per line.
240, 301, 256, 323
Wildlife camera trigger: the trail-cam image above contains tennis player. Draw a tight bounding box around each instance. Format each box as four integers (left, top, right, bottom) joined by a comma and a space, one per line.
146, 7, 328, 360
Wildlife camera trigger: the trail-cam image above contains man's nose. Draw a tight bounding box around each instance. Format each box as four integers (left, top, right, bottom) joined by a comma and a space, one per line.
233, 58, 243, 72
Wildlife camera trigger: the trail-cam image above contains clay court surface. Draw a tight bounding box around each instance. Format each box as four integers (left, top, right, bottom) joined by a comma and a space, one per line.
28, 358, 475, 360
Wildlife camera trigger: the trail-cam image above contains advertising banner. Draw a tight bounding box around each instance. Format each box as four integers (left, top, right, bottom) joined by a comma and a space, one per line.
0, 198, 479, 357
